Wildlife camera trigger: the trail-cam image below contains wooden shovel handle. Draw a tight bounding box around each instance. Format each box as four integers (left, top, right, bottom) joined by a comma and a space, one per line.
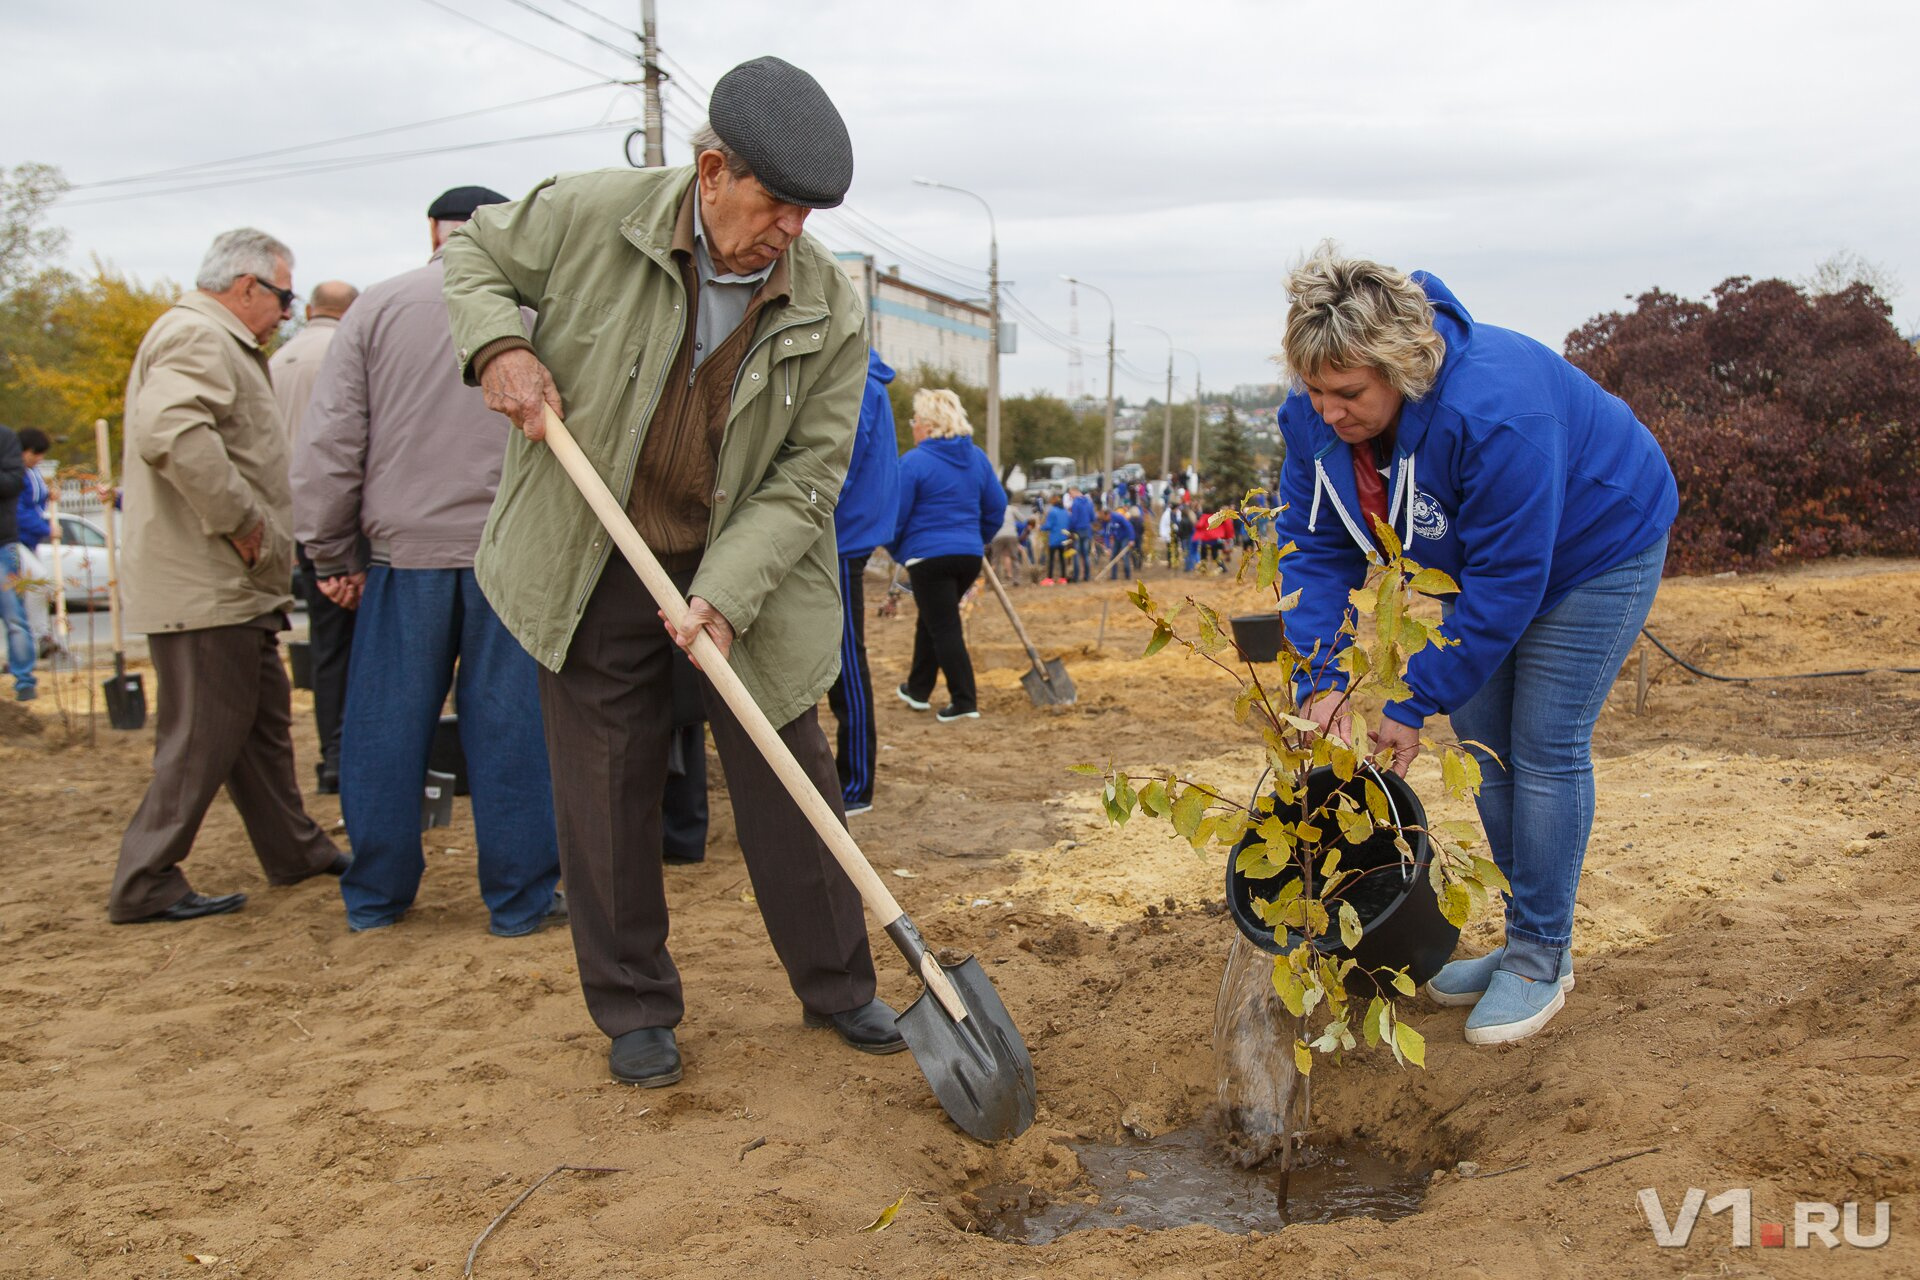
94, 419, 127, 657
979, 559, 1047, 669
541, 407, 967, 1022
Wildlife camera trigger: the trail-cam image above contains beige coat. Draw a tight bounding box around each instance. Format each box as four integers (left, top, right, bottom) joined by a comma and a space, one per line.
268, 314, 338, 445
120, 291, 297, 634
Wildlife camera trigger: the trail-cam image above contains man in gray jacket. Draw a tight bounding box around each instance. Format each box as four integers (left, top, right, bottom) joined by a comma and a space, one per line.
293, 186, 561, 937
111, 228, 346, 924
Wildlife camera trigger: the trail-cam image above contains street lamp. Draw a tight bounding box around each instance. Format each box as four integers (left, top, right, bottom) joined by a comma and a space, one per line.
1060, 275, 1115, 485
1173, 348, 1202, 484
1136, 323, 1175, 482
913, 177, 1000, 472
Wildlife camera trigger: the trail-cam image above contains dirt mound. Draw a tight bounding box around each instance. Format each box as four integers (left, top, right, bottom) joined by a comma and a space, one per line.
0, 698, 43, 741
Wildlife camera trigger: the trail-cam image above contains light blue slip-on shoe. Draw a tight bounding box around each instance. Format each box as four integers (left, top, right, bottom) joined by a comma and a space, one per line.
1464, 969, 1567, 1045
1427, 946, 1575, 1007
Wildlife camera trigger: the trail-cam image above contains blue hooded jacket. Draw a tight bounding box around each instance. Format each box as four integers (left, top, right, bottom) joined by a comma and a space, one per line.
1041, 502, 1072, 544
833, 350, 901, 559
1068, 493, 1095, 535
889, 433, 1007, 563
1278, 274, 1677, 726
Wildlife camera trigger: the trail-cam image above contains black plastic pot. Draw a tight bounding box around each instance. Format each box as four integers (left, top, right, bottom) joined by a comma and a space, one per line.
287, 640, 313, 691
421, 769, 456, 831
1229, 613, 1282, 663
430, 714, 470, 796
1225, 764, 1460, 992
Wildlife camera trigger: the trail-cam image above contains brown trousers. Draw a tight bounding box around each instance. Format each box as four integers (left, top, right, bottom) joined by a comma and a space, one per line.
109, 622, 341, 921
538, 557, 876, 1038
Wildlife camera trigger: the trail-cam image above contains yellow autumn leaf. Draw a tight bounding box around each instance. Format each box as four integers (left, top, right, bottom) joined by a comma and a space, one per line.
859, 1192, 908, 1233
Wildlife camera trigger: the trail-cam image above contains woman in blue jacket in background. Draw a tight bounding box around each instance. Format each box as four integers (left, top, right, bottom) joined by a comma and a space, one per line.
1276, 248, 1677, 1047
889, 389, 1007, 723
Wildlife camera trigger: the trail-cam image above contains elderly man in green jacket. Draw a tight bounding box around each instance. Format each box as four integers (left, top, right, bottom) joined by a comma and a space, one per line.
442, 57, 891, 1089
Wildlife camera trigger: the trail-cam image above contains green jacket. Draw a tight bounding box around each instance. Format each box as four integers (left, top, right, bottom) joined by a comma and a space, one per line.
442, 166, 866, 726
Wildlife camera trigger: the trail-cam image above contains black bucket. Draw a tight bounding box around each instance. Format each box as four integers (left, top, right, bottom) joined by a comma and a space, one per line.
429, 714, 470, 796
1228, 613, 1282, 663
287, 641, 314, 691
1225, 765, 1459, 991
421, 769, 456, 831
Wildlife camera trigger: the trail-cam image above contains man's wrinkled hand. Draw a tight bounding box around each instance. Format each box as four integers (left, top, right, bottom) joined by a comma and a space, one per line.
318, 572, 366, 611
662, 596, 734, 666
228, 519, 265, 567
479, 347, 563, 441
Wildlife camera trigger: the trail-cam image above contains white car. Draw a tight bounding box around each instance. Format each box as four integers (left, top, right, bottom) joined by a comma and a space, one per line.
33, 513, 114, 609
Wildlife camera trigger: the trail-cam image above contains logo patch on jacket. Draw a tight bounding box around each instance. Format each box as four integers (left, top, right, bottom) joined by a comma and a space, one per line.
1412, 492, 1448, 540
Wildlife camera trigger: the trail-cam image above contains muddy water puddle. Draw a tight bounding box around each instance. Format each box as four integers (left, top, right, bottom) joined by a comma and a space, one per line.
975, 1128, 1431, 1244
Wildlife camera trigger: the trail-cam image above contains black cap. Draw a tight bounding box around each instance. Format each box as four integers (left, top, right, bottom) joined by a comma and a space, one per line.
708, 56, 852, 209
427, 185, 510, 221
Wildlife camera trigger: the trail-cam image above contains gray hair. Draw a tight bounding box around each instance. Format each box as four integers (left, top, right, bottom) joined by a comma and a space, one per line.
196, 227, 294, 293
689, 122, 753, 179
1281, 242, 1446, 402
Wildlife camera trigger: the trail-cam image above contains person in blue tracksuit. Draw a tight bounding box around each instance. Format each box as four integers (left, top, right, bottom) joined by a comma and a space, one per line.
1276, 250, 1676, 1047
1067, 487, 1096, 581
888, 388, 1005, 722
826, 351, 901, 813
1100, 505, 1136, 579
1041, 494, 1073, 581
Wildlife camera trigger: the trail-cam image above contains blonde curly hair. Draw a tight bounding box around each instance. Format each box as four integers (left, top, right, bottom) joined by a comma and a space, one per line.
912, 387, 973, 439
1281, 242, 1447, 402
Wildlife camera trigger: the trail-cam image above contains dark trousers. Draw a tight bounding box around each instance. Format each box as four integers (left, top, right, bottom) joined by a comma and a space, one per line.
295, 546, 355, 780
536, 556, 876, 1037
825, 552, 876, 807
663, 722, 709, 862
1045, 543, 1070, 579
903, 554, 983, 714
109, 621, 340, 921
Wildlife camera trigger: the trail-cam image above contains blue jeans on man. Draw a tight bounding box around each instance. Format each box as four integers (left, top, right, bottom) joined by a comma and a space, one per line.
1, 544, 36, 700
338, 566, 559, 934
1445, 535, 1667, 984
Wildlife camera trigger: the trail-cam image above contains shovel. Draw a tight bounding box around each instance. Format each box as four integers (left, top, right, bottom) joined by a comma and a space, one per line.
95, 419, 146, 730
541, 407, 1035, 1142
980, 560, 1076, 707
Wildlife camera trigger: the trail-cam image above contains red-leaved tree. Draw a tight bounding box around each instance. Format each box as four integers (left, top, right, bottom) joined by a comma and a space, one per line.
1565, 277, 1920, 573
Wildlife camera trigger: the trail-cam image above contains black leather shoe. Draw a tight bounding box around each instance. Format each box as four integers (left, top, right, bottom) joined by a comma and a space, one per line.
609, 1027, 682, 1087
315, 763, 340, 795
803, 998, 907, 1055
117, 890, 247, 924
284, 852, 351, 885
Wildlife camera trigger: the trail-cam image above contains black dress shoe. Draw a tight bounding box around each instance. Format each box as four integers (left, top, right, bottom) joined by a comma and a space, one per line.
117, 890, 248, 924
283, 851, 351, 885
609, 1027, 682, 1087
803, 998, 907, 1055
315, 765, 340, 796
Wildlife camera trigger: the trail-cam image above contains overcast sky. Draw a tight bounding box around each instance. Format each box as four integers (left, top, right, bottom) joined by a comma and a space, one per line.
9, 0, 1918, 404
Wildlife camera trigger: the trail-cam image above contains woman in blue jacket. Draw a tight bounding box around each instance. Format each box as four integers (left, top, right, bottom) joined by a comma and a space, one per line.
888, 389, 1007, 722
1276, 250, 1676, 1046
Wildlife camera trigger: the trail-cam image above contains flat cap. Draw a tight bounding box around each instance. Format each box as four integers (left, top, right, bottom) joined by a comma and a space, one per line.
709, 56, 852, 209
427, 185, 510, 221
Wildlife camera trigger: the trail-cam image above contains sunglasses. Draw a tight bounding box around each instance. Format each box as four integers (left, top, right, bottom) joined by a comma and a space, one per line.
249, 274, 295, 312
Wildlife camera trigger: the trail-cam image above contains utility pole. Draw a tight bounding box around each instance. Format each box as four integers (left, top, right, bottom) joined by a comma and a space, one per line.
1188, 358, 1204, 485
1067, 284, 1084, 402
640, 1, 664, 166
913, 178, 1000, 470
1063, 276, 1114, 485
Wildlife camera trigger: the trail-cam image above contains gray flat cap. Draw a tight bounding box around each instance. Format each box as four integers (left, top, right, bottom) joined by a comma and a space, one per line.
709, 56, 852, 209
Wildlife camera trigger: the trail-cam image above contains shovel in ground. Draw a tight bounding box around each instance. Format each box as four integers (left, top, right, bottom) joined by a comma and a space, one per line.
541, 408, 1035, 1142
94, 419, 146, 730
980, 560, 1076, 707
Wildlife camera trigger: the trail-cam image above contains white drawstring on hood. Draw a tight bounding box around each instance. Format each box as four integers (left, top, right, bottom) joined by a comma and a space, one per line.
1306, 441, 1418, 562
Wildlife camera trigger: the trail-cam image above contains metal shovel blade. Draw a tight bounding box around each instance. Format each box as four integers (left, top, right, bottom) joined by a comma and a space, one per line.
1020, 658, 1076, 707
896, 954, 1038, 1142
104, 658, 146, 731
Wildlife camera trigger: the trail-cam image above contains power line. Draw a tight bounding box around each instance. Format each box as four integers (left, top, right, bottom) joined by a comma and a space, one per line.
414, 0, 630, 81
70, 81, 623, 191
498, 0, 636, 63
60, 119, 639, 208
546, 0, 636, 38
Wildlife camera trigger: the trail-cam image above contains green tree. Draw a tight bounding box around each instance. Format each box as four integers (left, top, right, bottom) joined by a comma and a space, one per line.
11, 259, 179, 456
1206, 404, 1260, 503
0, 162, 69, 295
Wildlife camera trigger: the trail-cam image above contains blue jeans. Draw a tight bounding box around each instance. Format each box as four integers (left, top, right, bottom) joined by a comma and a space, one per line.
338, 567, 559, 932
1446, 536, 1667, 984
1, 544, 35, 697
1071, 532, 1092, 581
1183, 536, 1200, 572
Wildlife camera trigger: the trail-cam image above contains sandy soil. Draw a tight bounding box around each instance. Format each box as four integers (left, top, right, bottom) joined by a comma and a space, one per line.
3, 556, 1917, 1278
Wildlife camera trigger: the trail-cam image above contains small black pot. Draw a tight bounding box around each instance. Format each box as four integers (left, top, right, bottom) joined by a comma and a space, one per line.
287, 641, 314, 691
430, 714, 470, 796
1229, 613, 1282, 663
1225, 764, 1460, 992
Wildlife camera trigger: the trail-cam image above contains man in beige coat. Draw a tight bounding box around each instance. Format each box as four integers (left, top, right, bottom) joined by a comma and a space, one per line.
109, 227, 346, 925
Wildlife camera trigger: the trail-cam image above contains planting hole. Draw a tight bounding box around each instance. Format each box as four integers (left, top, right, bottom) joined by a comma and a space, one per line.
966, 1128, 1430, 1243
